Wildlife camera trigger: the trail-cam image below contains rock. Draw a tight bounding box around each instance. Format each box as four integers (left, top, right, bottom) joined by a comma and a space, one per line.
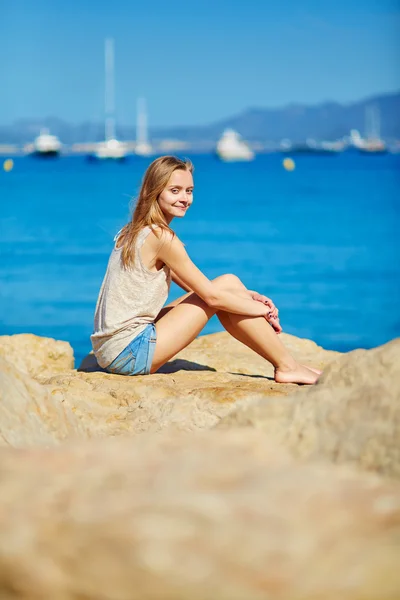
43, 332, 337, 437
0, 431, 399, 600
0, 356, 89, 447
152, 330, 338, 377
0, 331, 336, 444
1, 332, 399, 598
315, 337, 400, 389
42, 368, 273, 437
0, 333, 73, 379
218, 338, 400, 479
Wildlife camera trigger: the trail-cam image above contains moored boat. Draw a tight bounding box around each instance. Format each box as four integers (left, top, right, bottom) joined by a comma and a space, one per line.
30, 129, 62, 158
280, 138, 344, 155
352, 106, 388, 154
216, 129, 254, 162
88, 38, 128, 161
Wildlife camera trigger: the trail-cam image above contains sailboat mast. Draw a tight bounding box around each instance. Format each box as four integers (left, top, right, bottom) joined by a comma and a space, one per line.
136, 97, 148, 145
105, 38, 116, 141
365, 104, 382, 141
372, 105, 381, 140
365, 106, 372, 140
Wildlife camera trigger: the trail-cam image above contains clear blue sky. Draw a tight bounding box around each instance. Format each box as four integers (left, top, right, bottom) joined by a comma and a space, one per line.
1, 0, 399, 126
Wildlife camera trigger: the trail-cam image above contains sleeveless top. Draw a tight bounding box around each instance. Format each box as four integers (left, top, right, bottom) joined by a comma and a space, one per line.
91, 227, 171, 368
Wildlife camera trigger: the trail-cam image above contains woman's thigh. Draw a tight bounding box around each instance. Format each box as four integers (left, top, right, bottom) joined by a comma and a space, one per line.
155, 291, 193, 322
155, 274, 246, 322
151, 274, 248, 373
151, 292, 216, 373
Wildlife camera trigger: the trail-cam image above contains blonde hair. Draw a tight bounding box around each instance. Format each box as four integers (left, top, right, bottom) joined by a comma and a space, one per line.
117, 155, 193, 269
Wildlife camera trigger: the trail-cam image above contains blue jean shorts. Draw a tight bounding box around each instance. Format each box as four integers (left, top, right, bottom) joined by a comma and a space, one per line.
104, 323, 157, 376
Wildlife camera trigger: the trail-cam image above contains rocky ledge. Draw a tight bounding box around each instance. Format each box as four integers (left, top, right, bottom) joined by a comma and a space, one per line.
0, 331, 399, 599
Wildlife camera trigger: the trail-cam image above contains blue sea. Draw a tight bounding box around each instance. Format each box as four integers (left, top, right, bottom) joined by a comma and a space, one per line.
1, 153, 399, 367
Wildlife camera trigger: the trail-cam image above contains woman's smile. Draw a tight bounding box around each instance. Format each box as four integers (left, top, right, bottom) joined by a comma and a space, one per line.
157, 168, 194, 223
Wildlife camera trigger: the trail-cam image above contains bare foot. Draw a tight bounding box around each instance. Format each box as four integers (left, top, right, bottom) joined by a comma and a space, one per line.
275, 363, 319, 385
301, 364, 322, 376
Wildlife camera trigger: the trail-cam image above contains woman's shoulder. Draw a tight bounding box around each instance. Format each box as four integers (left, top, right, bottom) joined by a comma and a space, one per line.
147, 225, 178, 245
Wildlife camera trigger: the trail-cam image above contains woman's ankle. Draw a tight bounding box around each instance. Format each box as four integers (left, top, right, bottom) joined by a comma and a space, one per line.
274, 357, 299, 372
274, 363, 319, 385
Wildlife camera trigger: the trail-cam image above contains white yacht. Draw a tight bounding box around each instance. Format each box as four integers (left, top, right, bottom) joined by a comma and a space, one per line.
350, 106, 387, 154
31, 128, 62, 157
90, 38, 128, 161
94, 137, 128, 160
135, 97, 153, 156
359, 105, 387, 153
216, 129, 254, 162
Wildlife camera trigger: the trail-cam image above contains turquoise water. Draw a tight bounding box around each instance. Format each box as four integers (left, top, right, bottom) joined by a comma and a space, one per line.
1, 153, 399, 366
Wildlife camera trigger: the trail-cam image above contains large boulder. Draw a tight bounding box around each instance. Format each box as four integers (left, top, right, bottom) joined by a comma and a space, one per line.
0, 331, 336, 444
0, 333, 73, 379
40, 332, 337, 437
0, 431, 399, 600
0, 356, 88, 447
218, 338, 400, 479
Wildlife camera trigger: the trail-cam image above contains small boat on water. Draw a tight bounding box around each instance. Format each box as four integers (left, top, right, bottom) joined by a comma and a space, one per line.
30, 129, 62, 158
92, 138, 128, 160
351, 106, 388, 155
88, 38, 128, 161
216, 129, 254, 162
280, 138, 344, 155
357, 139, 388, 154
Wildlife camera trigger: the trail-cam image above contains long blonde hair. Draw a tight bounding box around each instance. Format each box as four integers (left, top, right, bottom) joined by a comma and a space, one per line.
117, 155, 193, 269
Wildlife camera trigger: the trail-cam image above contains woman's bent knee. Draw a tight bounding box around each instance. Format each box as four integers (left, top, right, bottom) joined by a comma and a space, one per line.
183, 291, 217, 317
212, 273, 245, 290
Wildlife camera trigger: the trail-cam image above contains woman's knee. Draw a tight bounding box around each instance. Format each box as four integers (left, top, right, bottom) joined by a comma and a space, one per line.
181, 291, 217, 318
212, 273, 246, 291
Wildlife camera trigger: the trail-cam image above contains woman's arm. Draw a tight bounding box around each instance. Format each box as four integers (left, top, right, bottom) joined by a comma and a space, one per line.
170, 270, 192, 293
157, 233, 269, 317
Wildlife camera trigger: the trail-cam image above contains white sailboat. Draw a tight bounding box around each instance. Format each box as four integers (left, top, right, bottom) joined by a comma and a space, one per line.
135, 97, 153, 156
350, 105, 387, 154
30, 128, 62, 157
216, 129, 254, 162
91, 38, 128, 160
359, 105, 387, 154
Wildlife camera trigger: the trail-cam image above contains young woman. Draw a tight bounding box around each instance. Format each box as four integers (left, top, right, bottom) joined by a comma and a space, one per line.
91, 156, 320, 384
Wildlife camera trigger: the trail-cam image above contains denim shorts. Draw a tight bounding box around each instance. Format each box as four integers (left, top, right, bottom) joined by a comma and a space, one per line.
104, 323, 157, 376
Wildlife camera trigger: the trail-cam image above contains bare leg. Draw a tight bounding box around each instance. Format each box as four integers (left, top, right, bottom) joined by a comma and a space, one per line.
217, 311, 318, 384
216, 310, 321, 376
152, 275, 319, 384
213, 276, 319, 384
151, 292, 216, 373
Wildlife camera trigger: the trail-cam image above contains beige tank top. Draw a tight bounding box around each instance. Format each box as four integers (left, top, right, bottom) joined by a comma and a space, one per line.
91, 227, 171, 368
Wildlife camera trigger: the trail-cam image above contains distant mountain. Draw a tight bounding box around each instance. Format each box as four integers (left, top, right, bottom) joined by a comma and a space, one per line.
1, 91, 399, 145
212, 91, 400, 142
159, 91, 399, 143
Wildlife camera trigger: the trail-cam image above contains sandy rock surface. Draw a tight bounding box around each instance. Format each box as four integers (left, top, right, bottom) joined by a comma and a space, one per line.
0, 357, 88, 447
0, 333, 73, 378
0, 431, 399, 600
218, 338, 400, 478
0, 332, 338, 443
1, 331, 400, 599
48, 332, 338, 437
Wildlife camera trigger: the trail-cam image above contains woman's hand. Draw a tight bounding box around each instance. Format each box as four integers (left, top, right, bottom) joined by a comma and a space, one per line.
250, 291, 278, 318
265, 315, 282, 334
250, 291, 282, 334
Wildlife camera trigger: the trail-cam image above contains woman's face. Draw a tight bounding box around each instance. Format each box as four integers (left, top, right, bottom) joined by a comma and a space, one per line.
157, 169, 194, 223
